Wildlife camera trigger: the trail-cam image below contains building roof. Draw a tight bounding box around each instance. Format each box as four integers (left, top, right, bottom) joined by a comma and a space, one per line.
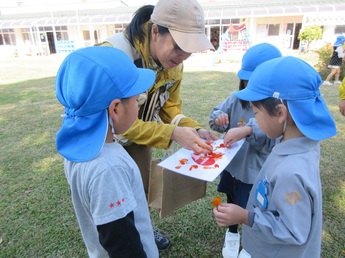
0, 0, 344, 29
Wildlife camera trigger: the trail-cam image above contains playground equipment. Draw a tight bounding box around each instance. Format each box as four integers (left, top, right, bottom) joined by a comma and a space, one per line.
213, 23, 252, 64
222, 23, 252, 51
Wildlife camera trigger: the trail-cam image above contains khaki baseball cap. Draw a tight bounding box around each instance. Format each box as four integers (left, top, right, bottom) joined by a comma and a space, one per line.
151, 0, 214, 53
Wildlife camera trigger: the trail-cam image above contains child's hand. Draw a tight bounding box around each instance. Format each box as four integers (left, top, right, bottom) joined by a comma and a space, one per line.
237, 118, 246, 127
213, 203, 249, 227
223, 127, 252, 147
214, 113, 229, 126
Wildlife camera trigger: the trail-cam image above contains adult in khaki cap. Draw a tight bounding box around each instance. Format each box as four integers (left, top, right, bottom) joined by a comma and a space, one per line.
97, 0, 218, 250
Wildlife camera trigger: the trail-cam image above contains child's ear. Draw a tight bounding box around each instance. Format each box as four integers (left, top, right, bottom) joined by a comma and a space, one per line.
108, 99, 121, 122
276, 103, 288, 122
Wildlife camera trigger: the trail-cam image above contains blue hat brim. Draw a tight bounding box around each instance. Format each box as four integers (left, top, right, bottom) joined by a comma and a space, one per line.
289, 99, 336, 141
234, 86, 268, 101
56, 110, 108, 162
123, 67, 156, 98
237, 69, 252, 80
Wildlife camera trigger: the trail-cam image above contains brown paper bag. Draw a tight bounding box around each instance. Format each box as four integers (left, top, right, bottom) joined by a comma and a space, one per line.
148, 159, 207, 218
148, 114, 207, 218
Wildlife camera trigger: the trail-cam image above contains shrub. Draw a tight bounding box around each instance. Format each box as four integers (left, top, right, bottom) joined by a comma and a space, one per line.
298, 25, 322, 51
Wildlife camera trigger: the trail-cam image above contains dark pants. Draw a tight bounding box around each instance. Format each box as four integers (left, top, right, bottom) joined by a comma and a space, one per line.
217, 171, 253, 233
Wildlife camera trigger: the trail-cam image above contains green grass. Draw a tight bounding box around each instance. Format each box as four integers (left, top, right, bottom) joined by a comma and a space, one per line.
0, 53, 344, 257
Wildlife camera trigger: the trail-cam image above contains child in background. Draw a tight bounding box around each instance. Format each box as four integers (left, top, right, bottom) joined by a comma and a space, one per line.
323, 35, 345, 85
209, 43, 281, 258
213, 56, 336, 258
55, 47, 159, 257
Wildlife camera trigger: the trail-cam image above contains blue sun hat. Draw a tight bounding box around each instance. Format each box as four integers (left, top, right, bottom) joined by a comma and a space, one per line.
55, 47, 155, 162
235, 56, 336, 141
334, 35, 345, 46
237, 43, 282, 80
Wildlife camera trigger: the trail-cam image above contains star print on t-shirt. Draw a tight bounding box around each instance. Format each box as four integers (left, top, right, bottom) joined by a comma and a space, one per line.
109, 198, 125, 208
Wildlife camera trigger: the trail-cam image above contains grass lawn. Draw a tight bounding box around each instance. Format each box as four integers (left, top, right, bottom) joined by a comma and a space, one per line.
0, 52, 344, 257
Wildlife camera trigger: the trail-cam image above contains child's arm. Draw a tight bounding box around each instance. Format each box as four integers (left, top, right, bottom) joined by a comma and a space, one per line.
223, 126, 252, 147
222, 118, 277, 151
97, 211, 147, 257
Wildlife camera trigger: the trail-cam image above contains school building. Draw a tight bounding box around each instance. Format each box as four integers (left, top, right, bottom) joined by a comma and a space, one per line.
0, 0, 344, 57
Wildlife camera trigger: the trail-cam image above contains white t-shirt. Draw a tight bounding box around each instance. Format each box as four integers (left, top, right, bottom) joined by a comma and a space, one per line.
64, 141, 158, 258
336, 45, 345, 58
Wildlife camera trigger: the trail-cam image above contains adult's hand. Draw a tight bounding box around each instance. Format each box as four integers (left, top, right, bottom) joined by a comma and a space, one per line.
197, 128, 219, 141
172, 127, 214, 154
339, 99, 345, 116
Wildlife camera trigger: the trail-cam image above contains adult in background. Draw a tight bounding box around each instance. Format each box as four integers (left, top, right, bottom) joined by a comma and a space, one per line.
97, 0, 218, 250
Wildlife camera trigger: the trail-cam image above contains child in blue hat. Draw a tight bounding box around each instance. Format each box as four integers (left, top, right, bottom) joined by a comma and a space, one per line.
213, 56, 336, 258
55, 47, 159, 257
323, 35, 345, 85
209, 43, 281, 258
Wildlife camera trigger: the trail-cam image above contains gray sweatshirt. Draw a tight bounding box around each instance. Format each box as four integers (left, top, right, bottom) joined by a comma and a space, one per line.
243, 137, 322, 258
209, 93, 276, 184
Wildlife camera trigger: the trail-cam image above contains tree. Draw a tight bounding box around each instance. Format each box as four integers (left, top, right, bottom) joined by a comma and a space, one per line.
298, 25, 322, 51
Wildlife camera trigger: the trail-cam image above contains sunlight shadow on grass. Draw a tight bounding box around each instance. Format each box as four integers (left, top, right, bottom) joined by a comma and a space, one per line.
32, 155, 62, 174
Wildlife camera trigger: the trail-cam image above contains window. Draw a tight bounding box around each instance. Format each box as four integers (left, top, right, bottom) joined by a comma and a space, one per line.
38, 26, 53, 32
56, 31, 69, 41
208, 19, 221, 25
335, 25, 345, 34
268, 24, 280, 36
256, 24, 267, 37
83, 30, 91, 40
285, 23, 294, 34
0, 29, 16, 45
94, 30, 99, 44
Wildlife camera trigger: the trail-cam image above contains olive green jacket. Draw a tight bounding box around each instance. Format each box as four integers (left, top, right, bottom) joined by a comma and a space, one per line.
339, 77, 345, 100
